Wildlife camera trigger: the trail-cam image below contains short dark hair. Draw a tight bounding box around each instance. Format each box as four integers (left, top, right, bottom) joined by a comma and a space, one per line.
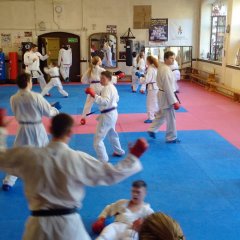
132, 52, 137, 58
50, 113, 74, 138
164, 51, 175, 60
101, 71, 112, 80
31, 43, 37, 49
17, 73, 31, 89
132, 180, 147, 188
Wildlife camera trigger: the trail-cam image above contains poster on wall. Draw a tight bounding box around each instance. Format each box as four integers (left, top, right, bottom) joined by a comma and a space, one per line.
1, 33, 12, 47
168, 19, 193, 45
149, 18, 168, 42
106, 25, 117, 34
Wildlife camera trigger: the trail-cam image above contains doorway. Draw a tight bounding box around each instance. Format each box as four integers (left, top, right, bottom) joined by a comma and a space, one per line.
38, 32, 80, 82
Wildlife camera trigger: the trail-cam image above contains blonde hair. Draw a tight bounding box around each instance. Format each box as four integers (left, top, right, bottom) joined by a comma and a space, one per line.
146, 56, 159, 68
139, 213, 185, 240
87, 56, 101, 78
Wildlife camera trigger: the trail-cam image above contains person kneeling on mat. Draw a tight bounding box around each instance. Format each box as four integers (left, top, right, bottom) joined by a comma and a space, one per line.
0, 112, 149, 240
85, 71, 125, 162
92, 180, 154, 240
41, 61, 69, 98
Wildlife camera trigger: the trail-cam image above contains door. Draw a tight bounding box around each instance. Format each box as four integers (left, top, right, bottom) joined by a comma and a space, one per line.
44, 37, 60, 65
38, 32, 80, 82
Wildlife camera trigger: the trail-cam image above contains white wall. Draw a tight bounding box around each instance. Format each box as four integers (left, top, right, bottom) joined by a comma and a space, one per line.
198, 0, 240, 89
0, 0, 201, 74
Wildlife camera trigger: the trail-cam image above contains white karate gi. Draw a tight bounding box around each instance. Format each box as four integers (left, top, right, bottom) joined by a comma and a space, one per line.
0, 140, 142, 240
148, 64, 178, 141
58, 48, 72, 81
131, 57, 138, 92
138, 58, 146, 92
140, 65, 159, 120
41, 66, 68, 97
3, 89, 59, 186
94, 83, 125, 162
103, 45, 112, 67
170, 60, 180, 91
81, 66, 105, 119
24, 50, 49, 91
96, 199, 154, 240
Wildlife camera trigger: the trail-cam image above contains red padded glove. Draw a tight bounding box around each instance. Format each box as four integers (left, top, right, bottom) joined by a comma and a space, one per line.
130, 138, 149, 158
80, 118, 86, 125
85, 87, 96, 98
132, 218, 144, 232
92, 217, 105, 234
173, 102, 181, 110
0, 108, 6, 127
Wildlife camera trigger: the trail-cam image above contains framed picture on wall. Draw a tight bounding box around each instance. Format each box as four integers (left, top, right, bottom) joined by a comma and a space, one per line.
149, 18, 168, 42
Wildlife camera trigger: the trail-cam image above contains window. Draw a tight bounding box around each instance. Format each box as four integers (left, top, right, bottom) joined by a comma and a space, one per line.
209, 2, 227, 61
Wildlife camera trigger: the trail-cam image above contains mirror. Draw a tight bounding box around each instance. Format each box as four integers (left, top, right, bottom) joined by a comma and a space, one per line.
89, 33, 117, 68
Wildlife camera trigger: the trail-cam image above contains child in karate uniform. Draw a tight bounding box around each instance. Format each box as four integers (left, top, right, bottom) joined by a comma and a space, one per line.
140, 56, 159, 124
92, 180, 154, 240
137, 52, 146, 94
85, 71, 125, 162
41, 62, 69, 97
131, 52, 138, 92
80, 56, 105, 125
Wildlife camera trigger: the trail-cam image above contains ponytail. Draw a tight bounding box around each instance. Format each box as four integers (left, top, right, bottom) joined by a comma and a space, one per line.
87, 56, 101, 78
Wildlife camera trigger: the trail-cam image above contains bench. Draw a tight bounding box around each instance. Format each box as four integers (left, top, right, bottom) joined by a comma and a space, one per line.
208, 82, 240, 102
190, 68, 217, 89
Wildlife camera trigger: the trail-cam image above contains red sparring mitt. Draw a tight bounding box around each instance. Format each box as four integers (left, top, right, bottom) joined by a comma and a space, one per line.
173, 102, 181, 110
80, 118, 86, 125
117, 72, 125, 79
130, 138, 149, 158
85, 87, 96, 98
132, 218, 144, 232
92, 217, 105, 234
0, 108, 6, 127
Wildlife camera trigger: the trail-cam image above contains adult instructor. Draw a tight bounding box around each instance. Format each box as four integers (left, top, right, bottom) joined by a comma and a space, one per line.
0, 112, 148, 240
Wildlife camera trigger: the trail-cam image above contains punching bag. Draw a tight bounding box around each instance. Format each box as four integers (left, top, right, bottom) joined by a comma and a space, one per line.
125, 40, 133, 66
9, 52, 18, 81
0, 52, 6, 82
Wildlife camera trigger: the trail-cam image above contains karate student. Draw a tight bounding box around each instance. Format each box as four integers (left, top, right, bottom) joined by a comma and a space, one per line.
139, 212, 185, 240
0, 112, 149, 240
80, 56, 105, 125
58, 45, 72, 82
131, 52, 138, 92
148, 51, 181, 143
24, 43, 49, 94
85, 71, 125, 162
92, 180, 154, 240
2, 73, 59, 191
102, 42, 112, 67
41, 61, 69, 98
170, 57, 181, 93
137, 52, 146, 94
140, 56, 159, 124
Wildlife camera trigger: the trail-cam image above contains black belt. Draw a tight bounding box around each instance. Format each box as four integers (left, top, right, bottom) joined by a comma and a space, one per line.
19, 121, 42, 125
159, 89, 164, 92
172, 69, 179, 72
31, 70, 42, 77
101, 107, 116, 114
31, 208, 78, 217
91, 81, 100, 84
50, 76, 60, 78
174, 91, 181, 104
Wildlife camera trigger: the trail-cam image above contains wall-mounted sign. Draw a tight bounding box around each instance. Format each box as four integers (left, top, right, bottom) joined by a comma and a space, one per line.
149, 18, 168, 42
68, 38, 78, 43
106, 25, 117, 34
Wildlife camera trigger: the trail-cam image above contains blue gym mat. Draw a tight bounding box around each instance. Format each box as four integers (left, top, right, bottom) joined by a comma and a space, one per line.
1, 130, 240, 240
0, 84, 187, 115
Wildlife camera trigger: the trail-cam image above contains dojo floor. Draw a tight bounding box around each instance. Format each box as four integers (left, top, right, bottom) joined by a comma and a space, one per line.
1, 81, 240, 239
